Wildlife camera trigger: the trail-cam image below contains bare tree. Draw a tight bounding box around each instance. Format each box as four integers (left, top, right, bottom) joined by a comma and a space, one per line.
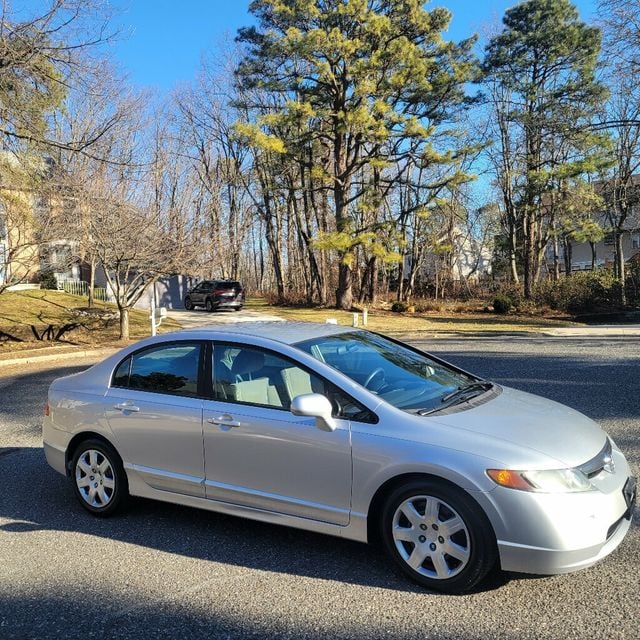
0, 0, 117, 154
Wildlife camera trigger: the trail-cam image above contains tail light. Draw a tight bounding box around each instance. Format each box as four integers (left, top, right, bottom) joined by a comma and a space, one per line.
44, 401, 50, 417
213, 289, 227, 295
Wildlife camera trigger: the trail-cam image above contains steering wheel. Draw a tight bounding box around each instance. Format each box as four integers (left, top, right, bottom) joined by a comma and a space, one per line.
364, 367, 385, 390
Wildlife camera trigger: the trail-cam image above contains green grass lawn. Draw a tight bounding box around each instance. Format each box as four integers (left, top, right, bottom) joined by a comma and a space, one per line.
244, 298, 579, 335
0, 289, 180, 353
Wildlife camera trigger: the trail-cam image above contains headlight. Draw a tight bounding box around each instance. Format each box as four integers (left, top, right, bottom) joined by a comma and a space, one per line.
487, 468, 593, 493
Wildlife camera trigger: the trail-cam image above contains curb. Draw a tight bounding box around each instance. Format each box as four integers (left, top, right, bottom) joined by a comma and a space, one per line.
542, 326, 640, 337
0, 347, 118, 368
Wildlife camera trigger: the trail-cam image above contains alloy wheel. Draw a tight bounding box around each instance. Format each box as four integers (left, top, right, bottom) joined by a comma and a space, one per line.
75, 449, 115, 508
391, 494, 471, 580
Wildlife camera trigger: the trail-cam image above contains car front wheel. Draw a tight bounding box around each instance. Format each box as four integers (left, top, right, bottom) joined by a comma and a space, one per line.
380, 479, 496, 593
184, 297, 193, 310
71, 439, 128, 517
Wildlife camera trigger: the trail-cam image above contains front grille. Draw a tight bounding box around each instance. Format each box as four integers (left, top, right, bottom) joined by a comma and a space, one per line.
577, 438, 613, 479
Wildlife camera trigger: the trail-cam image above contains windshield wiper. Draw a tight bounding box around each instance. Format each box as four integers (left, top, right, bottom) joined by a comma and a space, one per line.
417, 381, 494, 416
440, 381, 494, 403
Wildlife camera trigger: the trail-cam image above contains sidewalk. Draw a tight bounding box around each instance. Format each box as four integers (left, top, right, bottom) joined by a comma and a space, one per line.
0, 345, 119, 368
542, 325, 640, 337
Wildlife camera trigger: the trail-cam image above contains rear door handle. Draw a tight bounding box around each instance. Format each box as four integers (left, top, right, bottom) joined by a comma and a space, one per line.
207, 415, 241, 428
114, 402, 140, 413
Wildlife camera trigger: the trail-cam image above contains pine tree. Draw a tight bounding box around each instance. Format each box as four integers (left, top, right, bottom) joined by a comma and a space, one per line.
236, 0, 477, 308
484, 0, 608, 297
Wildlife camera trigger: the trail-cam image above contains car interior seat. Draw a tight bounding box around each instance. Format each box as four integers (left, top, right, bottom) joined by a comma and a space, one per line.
229, 349, 282, 407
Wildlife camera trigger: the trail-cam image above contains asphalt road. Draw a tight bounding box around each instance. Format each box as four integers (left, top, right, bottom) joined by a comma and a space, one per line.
0, 337, 638, 640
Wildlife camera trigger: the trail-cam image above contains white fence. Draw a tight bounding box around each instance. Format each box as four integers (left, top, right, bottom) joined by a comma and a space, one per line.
57, 278, 110, 302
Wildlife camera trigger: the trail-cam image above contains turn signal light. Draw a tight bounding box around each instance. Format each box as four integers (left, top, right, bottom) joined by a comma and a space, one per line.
44, 402, 50, 417
487, 469, 533, 491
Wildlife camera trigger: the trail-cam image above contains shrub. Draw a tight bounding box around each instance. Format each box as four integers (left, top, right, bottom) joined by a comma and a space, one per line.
39, 271, 58, 290
490, 283, 523, 309
414, 300, 443, 313
533, 271, 623, 313
493, 293, 512, 314
391, 301, 409, 313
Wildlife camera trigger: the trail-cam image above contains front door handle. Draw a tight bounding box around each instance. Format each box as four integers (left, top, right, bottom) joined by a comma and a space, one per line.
114, 402, 140, 413
207, 415, 241, 428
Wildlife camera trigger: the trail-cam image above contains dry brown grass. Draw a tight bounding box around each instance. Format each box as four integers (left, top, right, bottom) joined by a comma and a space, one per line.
0, 289, 180, 353
244, 298, 579, 335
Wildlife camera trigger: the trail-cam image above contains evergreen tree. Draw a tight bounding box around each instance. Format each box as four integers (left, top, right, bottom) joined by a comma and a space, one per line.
236, 0, 477, 308
484, 0, 608, 297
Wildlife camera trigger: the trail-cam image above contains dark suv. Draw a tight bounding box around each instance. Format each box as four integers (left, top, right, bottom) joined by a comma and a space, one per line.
184, 280, 245, 312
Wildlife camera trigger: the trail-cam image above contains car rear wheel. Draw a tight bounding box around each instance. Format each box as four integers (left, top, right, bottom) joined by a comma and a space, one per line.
184, 297, 193, 311
71, 439, 128, 517
380, 479, 496, 593
205, 298, 215, 312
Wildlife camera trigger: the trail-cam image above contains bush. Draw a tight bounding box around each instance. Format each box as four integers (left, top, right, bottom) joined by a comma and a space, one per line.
533, 271, 623, 313
39, 271, 58, 290
414, 300, 443, 313
391, 301, 409, 313
490, 283, 523, 309
493, 293, 512, 314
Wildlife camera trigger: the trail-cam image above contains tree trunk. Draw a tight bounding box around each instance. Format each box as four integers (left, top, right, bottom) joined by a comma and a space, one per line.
357, 256, 377, 305
563, 237, 572, 278
336, 262, 353, 309
614, 230, 626, 305
590, 242, 597, 270
509, 220, 519, 284
333, 113, 352, 309
369, 256, 378, 303
119, 306, 130, 341
552, 232, 560, 281
88, 256, 96, 308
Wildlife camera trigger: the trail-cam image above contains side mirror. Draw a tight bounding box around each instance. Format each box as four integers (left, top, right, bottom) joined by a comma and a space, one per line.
290, 393, 337, 432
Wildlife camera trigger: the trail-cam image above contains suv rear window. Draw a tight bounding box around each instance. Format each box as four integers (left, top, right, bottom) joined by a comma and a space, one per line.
214, 281, 241, 289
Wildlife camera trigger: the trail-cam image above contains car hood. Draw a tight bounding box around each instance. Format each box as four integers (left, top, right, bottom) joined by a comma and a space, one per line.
429, 385, 607, 468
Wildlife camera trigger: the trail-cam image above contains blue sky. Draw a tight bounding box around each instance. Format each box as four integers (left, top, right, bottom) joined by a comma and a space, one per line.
111, 0, 598, 91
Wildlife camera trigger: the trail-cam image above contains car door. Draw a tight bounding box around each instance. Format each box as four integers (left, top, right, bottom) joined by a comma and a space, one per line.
105, 341, 206, 497
202, 342, 353, 526
191, 282, 206, 306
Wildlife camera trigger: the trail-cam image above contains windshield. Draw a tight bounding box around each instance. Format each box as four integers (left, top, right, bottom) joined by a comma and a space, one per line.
295, 331, 474, 412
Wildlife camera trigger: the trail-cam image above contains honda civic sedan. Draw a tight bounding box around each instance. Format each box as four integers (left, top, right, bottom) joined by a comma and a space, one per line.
43, 322, 635, 593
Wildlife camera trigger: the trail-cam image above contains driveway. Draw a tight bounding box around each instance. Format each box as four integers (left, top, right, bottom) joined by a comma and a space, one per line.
166, 307, 284, 329
0, 336, 638, 639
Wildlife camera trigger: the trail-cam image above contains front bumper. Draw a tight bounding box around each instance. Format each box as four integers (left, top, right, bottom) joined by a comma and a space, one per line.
498, 510, 632, 574
483, 448, 635, 575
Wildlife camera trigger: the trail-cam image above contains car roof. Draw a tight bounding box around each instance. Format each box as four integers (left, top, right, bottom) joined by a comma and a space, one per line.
173, 321, 358, 345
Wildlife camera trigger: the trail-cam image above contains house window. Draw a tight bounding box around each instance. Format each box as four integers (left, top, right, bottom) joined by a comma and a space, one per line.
603, 233, 614, 246
632, 234, 640, 250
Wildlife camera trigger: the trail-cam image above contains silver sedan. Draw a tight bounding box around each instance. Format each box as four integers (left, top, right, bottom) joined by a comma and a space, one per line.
43, 322, 636, 593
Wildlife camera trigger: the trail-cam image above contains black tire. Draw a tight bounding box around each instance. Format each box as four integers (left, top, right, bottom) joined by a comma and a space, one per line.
205, 298, 215, 312
380, 479, 497, 593
184, 297, 193, 311
70, 438, 128, 517
234, 306, 243, 312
